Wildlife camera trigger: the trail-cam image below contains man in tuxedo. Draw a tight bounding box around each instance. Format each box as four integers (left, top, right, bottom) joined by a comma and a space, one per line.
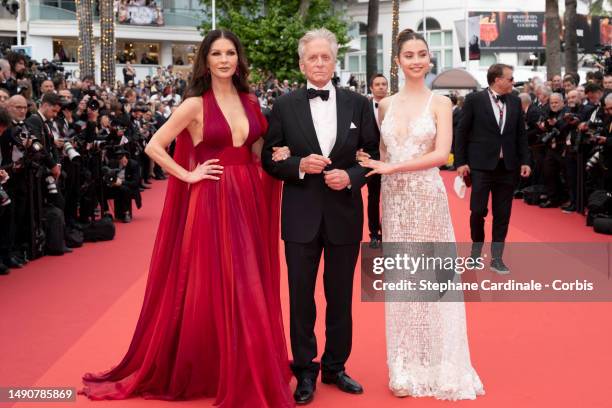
366, 73, 387, 248
455, 64, 531, 274
262, 28, 379, 405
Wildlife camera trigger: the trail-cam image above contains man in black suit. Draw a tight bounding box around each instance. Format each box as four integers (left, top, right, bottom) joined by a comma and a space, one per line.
262, 28, 379, 405
455, 64, 531, 274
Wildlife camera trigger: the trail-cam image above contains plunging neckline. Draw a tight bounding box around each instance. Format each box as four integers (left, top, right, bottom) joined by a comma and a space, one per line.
211, 91, 251, 148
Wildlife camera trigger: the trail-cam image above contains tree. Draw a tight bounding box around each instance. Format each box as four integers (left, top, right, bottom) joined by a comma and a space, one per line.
366, 0, 380, 89
390, 0, 399, 93
565, 0, 578, 75
545, 0, 562, 80
100, 0, 116, 87
76, 0, 95, 78
200, 0, 350, 82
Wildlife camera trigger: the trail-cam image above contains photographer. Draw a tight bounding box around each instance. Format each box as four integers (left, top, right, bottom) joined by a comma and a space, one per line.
0, 106, 19, 273
25, 92, 72, 255
520, 92, 543, 187
558, 90, 590, 213
104, 148, 141, 223
538, 93, 571, 208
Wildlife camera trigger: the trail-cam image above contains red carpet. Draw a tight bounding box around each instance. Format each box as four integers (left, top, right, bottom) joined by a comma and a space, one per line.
1, 172, 610, 408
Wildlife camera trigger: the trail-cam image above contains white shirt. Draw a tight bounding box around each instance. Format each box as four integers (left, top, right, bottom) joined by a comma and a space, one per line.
308, 80, 336, 157
372, 99, 382, 128
488, 88, 506, 158
299, 81, 337, 179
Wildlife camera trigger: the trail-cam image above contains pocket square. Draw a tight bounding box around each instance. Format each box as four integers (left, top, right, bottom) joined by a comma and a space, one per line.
350, 122, 357, 129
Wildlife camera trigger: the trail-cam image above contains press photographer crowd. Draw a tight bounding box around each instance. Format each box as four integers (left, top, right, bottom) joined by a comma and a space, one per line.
487, 70, 612, 223
0, 51, 182, 275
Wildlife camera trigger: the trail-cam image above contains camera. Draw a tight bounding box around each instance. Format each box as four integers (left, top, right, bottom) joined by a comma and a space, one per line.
61, 98, 77, 111
586, 146, 605, 172
88, 98, 100, 111
540, 127, 560, 144
44, 174, 58, 195
101, 166, 121, 187
62, 141, 81, 162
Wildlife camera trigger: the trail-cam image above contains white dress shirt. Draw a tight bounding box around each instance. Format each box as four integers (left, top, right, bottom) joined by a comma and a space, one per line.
372, 98, 382, 128
299, 81, 337, 179
488, 88, 506, 158
308, 80, 336, 156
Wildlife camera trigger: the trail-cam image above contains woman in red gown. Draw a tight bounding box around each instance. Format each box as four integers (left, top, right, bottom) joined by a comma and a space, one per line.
79, 29, 294, 407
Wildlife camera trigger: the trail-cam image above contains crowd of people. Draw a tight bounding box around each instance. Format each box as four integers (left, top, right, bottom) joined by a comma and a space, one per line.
449, 70, 612, 219
1, 45, 611, 277
0, 51, 186, 275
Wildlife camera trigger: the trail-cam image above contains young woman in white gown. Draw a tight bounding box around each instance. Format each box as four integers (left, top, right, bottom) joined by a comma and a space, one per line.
358, 28, 484, 400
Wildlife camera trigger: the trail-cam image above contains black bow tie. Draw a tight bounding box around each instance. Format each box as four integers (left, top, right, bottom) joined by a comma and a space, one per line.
375, 102, 379, 108
494, 94, 507, 104
307, 88, 330, 101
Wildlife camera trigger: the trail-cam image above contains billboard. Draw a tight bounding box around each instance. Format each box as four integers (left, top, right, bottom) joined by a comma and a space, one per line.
467, 11, 612, 54
115, 0, 164, 26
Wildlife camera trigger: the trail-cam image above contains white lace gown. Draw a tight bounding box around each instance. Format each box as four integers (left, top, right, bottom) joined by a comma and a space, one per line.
380, 93, 484, 400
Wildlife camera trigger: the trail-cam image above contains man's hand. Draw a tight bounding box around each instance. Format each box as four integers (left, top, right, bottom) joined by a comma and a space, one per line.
323, 169, 350, 190
114, 178, 123, 187
299, 154, 331, 174
595, 135, 607, 144
0, 169, 8, 183
520, 165, 531, 178
54, 139, 65, 149
457, 164, 470, 178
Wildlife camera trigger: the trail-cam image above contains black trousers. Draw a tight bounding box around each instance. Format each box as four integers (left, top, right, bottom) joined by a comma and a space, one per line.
366, 174, 381, 239
284, 223, 360, 380
105, 185, 134, 218
543, 147, 565, 204
469, 159, 519, 259
563, 151, 578, 206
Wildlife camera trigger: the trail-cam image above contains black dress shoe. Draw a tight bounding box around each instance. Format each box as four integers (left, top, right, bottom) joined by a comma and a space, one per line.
0, 262, 10, 275
121, 214, 132, 223
321, 371, 363, 394
62, 246, 73, 254
490, 258, 510, 275
294, 377, 316, 405
539, 200, 559, 208
4, 256, 23, 268
369, 237, 381, 249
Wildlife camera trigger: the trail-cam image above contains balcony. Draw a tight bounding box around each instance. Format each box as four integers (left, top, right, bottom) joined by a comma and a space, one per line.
29, 1, 205, 28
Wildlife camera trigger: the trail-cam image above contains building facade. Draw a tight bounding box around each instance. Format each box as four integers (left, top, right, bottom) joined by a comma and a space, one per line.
343, 0, 595, 89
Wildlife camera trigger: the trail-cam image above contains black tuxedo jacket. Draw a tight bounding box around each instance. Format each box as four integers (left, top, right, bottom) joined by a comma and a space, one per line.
455, 89, 529, 171
262, 86, 380, 244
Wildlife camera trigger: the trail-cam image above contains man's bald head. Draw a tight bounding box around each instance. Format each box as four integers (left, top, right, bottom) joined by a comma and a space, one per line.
7, 95, 28, 121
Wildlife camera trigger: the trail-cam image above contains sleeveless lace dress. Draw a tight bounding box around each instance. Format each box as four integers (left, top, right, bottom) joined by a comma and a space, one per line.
380, 93, 484, 400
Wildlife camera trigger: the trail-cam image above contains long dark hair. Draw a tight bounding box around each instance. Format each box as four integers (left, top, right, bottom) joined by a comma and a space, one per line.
183, 29, 250, 98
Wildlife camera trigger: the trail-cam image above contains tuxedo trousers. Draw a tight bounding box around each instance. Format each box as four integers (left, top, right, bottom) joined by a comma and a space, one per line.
469, 159, 519, 258
284, 221, 360, 380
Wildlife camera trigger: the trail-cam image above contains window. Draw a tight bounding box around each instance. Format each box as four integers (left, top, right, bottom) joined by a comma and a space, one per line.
417, 18, 453, 75
53, 38, 78, 63
172, 44, 198, 66
344, 34, 383, 76
479, 52, 497, 67
116, 41, 160, 64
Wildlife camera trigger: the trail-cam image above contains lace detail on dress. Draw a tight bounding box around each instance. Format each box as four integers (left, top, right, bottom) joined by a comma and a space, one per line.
379, 93, 484, 400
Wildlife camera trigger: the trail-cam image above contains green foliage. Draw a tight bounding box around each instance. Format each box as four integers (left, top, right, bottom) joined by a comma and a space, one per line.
199, 0, 350, 82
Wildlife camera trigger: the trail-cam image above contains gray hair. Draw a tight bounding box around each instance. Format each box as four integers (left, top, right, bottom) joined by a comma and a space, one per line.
604, 92, 612, 105
298, 28, 339, 60
518, 93, 532, 104
540, 87, 552, 97
550, 92, 564, 101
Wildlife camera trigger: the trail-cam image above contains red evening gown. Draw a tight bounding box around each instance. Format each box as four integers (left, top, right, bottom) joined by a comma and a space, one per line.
79, 91, 294, 408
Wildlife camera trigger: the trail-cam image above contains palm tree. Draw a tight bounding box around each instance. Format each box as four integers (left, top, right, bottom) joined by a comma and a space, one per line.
545, 0, 562, 80
76, 0, 95, 78
565, 0, 578, 75
100, 0, 115, 87
390, 0, 399, 93
366, 0, 380, 87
